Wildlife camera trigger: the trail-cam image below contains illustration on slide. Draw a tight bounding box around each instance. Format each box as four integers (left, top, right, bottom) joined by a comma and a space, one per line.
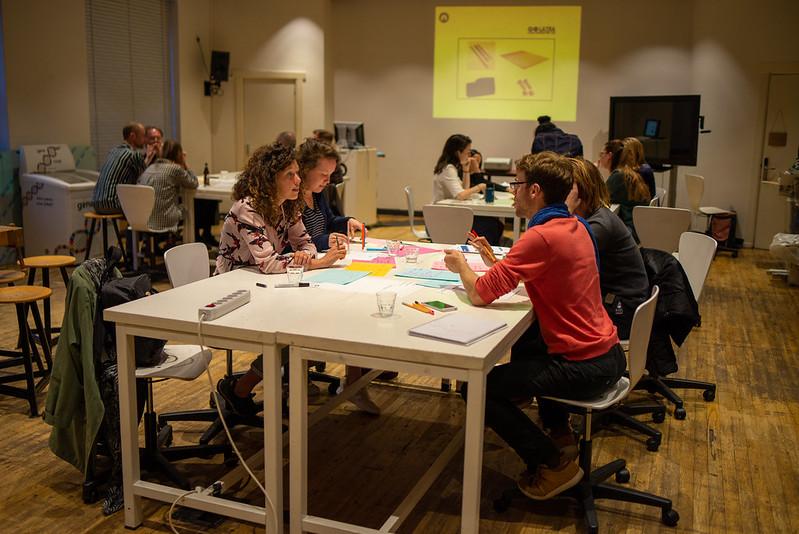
460, 38, 553, 101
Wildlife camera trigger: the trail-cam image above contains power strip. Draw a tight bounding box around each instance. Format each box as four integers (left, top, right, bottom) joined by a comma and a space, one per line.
198, 289, 251, 321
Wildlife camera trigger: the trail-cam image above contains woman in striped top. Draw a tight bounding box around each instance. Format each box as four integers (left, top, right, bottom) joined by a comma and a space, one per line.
137, 139, 197, 233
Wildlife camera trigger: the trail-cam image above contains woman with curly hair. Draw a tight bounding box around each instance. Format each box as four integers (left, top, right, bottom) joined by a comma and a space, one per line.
215, 142, 344, 275
214, 143, 346, 415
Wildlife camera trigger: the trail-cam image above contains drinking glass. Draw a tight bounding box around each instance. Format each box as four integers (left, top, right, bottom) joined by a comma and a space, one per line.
386, 240, 402, 257
404, 245, 420, 263
375, 291, 397, 317
286, 265, 304, 286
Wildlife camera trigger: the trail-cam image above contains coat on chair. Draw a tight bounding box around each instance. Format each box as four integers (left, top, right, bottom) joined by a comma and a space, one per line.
640, 248, 700, 377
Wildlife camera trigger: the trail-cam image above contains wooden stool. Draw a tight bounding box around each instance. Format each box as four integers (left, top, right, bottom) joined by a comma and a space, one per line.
0, 270, 26, 286
83, 211, 127, 264
0, 285, 53, 416
23, 255, 76, 346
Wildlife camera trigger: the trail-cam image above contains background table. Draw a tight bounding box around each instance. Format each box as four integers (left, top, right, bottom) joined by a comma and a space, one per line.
436, 191, 524, 241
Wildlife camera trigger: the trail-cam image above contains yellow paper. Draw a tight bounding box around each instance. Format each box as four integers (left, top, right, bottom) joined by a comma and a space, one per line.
344, 262, 394, 277
433, 6, 581, 121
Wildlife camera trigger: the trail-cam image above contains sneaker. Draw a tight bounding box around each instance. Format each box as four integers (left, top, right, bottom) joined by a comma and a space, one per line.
217, 376, 260, 416
517, 460, 583, 500
350, 389, 381, 415
550, 428, 579, 462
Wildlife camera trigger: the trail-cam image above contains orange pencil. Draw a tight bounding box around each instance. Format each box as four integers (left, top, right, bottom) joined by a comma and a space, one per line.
403, 302, 434, 315
361, 223, 366, 250
414, 301, 437, 314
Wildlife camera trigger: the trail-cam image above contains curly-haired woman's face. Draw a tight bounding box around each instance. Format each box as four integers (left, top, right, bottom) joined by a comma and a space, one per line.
276, 160, 301, 204
303, 157, 337, 194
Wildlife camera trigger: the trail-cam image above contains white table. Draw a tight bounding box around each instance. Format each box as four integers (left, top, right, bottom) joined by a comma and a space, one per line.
436, 191, 524, 241
105, 242, 532, 533
182, 173, 239, 243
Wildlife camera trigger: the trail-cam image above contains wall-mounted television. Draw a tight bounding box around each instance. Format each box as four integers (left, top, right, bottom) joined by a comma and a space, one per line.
334, 121, 365, 149
609, 95, 701, 168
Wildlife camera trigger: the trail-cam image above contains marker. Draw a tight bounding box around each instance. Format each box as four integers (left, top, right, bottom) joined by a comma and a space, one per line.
361, 223, 366, 250
256, 282, 267, 288
335, 235, 340, 250
403, 302, 434, 315
275, 282, 311, 288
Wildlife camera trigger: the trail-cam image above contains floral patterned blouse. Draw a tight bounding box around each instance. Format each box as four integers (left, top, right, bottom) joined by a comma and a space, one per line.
215, 198, 316, 275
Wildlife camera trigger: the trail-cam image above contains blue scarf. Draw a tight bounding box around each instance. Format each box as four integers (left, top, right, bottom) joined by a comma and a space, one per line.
528, 203, 600, 267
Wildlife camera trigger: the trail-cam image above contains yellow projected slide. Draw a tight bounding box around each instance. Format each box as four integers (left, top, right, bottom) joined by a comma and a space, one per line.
433, 6, 581, 121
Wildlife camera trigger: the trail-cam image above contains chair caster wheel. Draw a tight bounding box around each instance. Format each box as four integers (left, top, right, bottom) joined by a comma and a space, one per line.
703, 389, 716, 402
674, 407, 687, 420
662, 508, 680, 526
652, 410, 666, 424
615, 468, 630, 483
646, 437, 661, 452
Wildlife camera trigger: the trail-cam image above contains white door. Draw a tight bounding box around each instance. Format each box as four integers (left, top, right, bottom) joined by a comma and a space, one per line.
243, 79, 295, 160
754, 73, 799, 248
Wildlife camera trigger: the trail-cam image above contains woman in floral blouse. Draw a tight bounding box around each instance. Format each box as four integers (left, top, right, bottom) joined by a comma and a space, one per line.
215, 142, 346, 415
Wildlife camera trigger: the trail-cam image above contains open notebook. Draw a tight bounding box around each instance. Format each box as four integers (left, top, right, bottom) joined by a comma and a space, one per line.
408, 314, 507, 346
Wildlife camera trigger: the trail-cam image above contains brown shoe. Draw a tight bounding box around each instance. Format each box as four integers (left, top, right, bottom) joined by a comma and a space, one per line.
550, 428, 579, 462
517, 460, 583, 500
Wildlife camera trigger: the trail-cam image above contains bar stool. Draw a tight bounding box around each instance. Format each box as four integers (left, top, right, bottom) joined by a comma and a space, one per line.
24, 255, 76, 345
83, 211, 127, 264
0, 270, 26, 286
0, 285, 53, 416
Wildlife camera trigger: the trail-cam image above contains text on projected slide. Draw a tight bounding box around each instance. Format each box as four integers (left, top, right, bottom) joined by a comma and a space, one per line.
433, 6, 581, 121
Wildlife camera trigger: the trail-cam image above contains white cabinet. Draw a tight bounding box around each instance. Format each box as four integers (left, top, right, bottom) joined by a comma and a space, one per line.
340, 147, 378, 226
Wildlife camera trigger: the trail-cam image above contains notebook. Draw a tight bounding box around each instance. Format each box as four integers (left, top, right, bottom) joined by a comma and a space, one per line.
408, 314, 507, 345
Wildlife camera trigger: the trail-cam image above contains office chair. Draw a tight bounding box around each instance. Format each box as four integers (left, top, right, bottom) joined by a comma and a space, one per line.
422, 204, 474, 244
117, 184, 172, 272
404, 186, 431, 241
633, 206, 691, 254
495, 287, 680, 532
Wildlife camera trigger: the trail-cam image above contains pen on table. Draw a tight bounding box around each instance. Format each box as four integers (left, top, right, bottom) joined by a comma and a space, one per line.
414, 301, 436, 313
402, 302, 434, 315
361, 223, 366, 250
256, 282, 267, 288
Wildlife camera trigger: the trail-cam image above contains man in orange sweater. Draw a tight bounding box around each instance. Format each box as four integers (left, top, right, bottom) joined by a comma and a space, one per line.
444, 152, 625, 500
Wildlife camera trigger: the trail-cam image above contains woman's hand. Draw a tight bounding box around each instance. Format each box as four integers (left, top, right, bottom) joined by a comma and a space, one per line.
346, 218, 364, 239
328, 232, 349, 252
565, 182, 581, 214
290, 251, 312, 267
468, 157, 481, 174
320, 245, 346, 267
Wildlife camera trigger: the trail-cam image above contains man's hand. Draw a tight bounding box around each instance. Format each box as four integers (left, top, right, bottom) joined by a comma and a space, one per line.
443, 249, 486, 306
466, 234, 497, 266
443, 249, 468, 273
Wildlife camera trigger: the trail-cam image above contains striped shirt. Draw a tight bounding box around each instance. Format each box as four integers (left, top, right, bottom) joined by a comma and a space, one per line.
302, 201, 327, 239
137, 159, 198, 232
91, 143, 147, 212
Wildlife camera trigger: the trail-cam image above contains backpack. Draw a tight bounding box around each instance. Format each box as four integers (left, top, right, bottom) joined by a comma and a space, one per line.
93, 247, 167, 368
531, 131, 584, 157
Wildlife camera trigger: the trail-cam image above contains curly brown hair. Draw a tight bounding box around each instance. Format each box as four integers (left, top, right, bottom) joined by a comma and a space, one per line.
297, 138, 340, 178
232, 142, 303, 226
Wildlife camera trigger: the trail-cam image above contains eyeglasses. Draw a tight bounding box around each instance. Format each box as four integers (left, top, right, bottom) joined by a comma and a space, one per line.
508, 181, 527, 190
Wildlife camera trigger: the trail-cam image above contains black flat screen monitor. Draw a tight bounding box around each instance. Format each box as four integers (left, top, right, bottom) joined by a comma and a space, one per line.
609, 95, 701, 167
334, 121, 365, 149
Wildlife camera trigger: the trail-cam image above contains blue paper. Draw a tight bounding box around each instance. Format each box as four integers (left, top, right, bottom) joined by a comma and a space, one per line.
394, 268, 461, 283
306, 270, 370, 285
415, 280, 460, 288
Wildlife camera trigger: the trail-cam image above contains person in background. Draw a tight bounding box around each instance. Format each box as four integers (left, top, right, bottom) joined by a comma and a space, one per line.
296, 138, 380, 414
214, 142, 346, 415
595, 139, 623, 179
313, 129, 335, 145
276, 130, 297, 149
566, 158, 649, 339
433, 134, 504, 245
443, 151, 624, 501
92, 122, 157, 214
137, 139, 197, 233
468, 149, 508, 192
605, 139, 651, 240
620, 137, 656, 199
530, 115, 584, 157
144, 125, 163, 159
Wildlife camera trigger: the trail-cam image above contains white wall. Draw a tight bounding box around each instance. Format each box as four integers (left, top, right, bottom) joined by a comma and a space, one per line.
331, 0, 799, 243
177, 0, 330, 173
2, 0, 91, 148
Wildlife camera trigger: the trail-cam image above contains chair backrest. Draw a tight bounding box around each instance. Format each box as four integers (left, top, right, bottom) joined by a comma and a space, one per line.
164, 242, 211, 287
404, 186, 416, 229
677, 232, 717, 300
684, 174, 704, 213
335, 182, 345, 213
422, 204, 474, 244
627, 285, 660, 388
655, 187, 667, 207
648, 196, 659, 207
633, 206, 691, 253
117, 184, 155, 232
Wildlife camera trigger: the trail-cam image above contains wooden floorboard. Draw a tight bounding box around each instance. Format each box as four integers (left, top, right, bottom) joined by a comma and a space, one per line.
0, 216, 797, 533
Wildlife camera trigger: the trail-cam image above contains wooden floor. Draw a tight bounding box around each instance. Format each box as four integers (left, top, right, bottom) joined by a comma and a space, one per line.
1, 216, 798, 533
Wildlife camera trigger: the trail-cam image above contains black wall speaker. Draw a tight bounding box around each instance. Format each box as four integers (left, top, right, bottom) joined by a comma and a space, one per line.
210, 51, 230, 82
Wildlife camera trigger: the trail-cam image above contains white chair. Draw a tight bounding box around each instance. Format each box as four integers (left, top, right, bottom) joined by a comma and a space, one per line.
497, 287, 679, 531
633, 206, 691, 253
422, 204, 473, 244
117, 184, 170, 271
684, 174, 730, 229
678, 232, 717, 300
404, 186, 430, 241
654, 187, 667, 207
